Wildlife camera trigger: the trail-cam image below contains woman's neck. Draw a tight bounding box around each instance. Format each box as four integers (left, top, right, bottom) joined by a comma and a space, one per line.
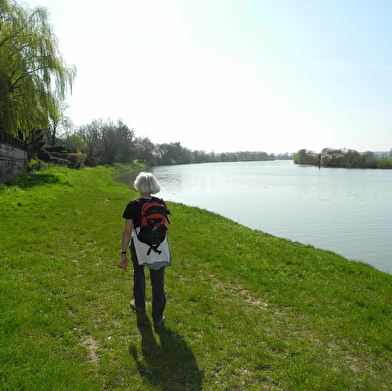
140, 193, 152, 199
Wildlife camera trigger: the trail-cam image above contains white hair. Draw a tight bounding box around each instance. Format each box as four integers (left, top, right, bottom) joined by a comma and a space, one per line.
133, 172, 161, 194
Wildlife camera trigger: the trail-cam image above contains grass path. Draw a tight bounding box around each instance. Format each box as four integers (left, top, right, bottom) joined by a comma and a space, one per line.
1, 166, 392, 390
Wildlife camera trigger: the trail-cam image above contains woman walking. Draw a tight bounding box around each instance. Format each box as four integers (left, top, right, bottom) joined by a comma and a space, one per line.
120, 172, 170, 327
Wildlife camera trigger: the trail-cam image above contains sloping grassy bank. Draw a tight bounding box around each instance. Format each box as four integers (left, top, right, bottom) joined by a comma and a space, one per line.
1, 166, 391, 391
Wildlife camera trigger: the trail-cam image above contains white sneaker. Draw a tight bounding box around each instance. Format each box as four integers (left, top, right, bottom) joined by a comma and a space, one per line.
154, 316, 165, 327
130, 300, 145, 313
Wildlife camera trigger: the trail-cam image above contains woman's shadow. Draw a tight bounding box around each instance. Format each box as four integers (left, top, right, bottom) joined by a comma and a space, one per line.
129, 313, 203, 390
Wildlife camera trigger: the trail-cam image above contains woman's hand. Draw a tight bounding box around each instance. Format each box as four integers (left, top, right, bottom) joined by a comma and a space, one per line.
120, 219, 133, 270
120, 254, 128, 270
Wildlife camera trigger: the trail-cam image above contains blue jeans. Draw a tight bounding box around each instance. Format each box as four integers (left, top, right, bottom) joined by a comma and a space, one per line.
130, 240, 166, 323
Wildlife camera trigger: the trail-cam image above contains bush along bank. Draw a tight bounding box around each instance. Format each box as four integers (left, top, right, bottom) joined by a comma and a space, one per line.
1, 166, 392, 390
294, 147, 392, 168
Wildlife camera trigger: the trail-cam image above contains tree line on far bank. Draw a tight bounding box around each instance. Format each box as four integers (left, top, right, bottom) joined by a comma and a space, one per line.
294, 148, 392, 169
43, 118, 293, 167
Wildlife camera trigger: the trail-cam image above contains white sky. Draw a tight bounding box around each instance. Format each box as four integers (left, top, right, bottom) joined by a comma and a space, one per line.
26, 0, 392, 154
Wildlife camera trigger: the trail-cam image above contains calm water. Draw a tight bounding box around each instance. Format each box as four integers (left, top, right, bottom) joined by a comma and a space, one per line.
116, 161, 392, 274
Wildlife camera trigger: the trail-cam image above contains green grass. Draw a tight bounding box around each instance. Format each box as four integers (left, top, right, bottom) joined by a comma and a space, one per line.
1, 165, 391, 391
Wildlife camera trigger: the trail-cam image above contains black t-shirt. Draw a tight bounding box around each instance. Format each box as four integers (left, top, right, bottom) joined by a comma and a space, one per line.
122, 197, 167, 229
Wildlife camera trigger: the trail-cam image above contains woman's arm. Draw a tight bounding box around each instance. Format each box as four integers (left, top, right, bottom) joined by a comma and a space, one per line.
120, 219, 133, 270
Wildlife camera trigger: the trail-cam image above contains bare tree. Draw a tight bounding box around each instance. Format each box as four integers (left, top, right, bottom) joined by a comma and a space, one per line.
45, 99, 73, 146
76, 119, 135, 165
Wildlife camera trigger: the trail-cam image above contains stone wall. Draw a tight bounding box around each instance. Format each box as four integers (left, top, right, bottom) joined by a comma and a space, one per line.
0, 143, 28, 183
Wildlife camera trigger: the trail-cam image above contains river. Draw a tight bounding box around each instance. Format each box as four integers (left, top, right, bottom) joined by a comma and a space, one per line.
115, 160, 392, 274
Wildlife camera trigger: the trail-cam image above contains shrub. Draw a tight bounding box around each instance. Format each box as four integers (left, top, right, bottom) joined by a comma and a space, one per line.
68, 153, 86, 169
28, 158, 50, 172
377, 159, 392, 169
293, 149, 319, 165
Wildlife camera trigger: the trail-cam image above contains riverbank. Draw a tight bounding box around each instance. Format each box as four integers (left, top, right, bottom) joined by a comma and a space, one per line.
1, 166, 391, 390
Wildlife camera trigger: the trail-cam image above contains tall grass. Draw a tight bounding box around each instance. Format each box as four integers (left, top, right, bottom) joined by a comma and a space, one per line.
1, 166, 391, 390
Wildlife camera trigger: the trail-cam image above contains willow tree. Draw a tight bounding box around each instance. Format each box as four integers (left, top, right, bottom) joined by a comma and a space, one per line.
0, 0, 76, 139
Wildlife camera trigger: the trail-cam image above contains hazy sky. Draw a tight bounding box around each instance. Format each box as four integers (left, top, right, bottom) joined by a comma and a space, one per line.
27, 0, 392, 154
